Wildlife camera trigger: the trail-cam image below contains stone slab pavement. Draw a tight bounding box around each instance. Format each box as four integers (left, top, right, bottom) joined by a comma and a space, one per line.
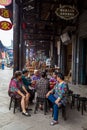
0, 67, 87, 130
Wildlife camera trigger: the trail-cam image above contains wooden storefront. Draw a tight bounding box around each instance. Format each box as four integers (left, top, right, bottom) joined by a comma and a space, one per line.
11, 0, 87, 84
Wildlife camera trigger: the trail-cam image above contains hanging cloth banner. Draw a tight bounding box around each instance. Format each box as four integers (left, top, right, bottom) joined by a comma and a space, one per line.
0, 8, 11, 18
0, 0, 12, 6
0, 21, 12, 30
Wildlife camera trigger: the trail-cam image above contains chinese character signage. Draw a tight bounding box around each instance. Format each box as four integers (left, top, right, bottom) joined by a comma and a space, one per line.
55, 5, 79, 20
0, 21, 12, 30
0, 8, 11, 18
0, 0, 12, 6
0, 3, 12, 31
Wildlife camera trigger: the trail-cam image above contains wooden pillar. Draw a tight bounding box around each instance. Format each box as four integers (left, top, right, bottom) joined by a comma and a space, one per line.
13, 0, 20, 72
77, 38, 87, 84
50, 42, 53, 58
19, 8, 26, 70
50, 41, 54, 67
75, 36, 80, 84
72, 34, 77, 84
19, 30, 26, 70
20, 38, 26, 70
53, 41, 58, 66
60, 44, 66, 75
57, 41, 61, 67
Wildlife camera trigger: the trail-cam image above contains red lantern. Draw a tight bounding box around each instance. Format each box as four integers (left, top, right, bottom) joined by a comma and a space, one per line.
22, 22, 26, 30
29, 41, 32, 45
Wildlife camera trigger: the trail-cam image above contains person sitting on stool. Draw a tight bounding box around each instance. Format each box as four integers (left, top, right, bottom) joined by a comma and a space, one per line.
46, 72, 68, 126
22, 69, 35, 103
8, 71, 31, 116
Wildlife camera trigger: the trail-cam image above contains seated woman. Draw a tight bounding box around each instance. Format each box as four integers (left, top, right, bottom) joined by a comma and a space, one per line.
8, 71, 31, 116
46, 72, 67, 126
36, 71, 49, 110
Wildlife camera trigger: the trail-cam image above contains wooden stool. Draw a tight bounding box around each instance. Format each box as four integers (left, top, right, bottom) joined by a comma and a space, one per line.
67, 90, 73, 103
9, 94, 21, 113
34, 97, 48, 115
71, 94, 80, 109
77, 97, 87, 115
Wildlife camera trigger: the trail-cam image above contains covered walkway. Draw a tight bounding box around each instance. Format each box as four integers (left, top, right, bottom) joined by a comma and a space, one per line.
0, 67, 87, 130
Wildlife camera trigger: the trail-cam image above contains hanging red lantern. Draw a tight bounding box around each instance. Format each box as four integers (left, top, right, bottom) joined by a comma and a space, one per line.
29, 41, 32, 45
22, 22, 26, 30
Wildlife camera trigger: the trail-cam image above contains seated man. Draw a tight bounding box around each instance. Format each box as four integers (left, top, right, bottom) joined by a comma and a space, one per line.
22, 69, 35, 103
31, 69, 40, 90
46, 72, 68, 126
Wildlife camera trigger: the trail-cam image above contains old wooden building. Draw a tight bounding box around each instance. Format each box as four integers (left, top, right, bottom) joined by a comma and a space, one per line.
8, 0, 87, 85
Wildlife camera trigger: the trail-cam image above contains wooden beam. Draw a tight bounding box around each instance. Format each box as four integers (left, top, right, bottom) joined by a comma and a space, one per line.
24, 38, 53, 41
24, 32, 59, 36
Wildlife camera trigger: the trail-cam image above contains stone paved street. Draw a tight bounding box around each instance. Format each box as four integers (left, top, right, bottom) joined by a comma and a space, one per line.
0, 67, 87, 130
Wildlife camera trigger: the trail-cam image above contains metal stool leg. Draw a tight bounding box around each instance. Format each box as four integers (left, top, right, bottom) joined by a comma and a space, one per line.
9, 97, 13, 110
81, 101, 84, 115
62, 105, 67, 120
34, 98, 39, 114
13, 98, 17, 114
44, 99, 47, 115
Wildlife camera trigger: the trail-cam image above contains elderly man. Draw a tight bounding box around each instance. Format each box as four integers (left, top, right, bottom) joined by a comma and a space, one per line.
31, 70, 40, 80
31, 69, 40, 89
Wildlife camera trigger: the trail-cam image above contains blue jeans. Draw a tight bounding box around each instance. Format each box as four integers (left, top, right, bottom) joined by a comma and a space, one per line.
48, 94, 59, 121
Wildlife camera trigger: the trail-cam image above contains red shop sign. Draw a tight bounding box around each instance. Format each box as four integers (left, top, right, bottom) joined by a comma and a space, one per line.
0, 21, 12, 30
0, 0, 12, 6
0, 8, 11, 18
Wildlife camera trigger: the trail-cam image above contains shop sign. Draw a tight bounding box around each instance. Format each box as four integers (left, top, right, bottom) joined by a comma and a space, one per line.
0, 8, 11, 18
55, 5, 79, 20
0, 21, 12, 30
0, 0, 12, 6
